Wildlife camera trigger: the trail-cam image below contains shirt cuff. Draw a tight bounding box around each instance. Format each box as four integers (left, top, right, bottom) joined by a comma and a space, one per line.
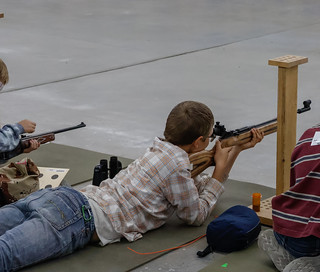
207, 177, 225, 199
15, 123, 25, 134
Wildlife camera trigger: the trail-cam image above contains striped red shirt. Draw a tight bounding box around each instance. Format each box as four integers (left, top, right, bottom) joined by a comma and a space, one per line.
272, 125, 320, 238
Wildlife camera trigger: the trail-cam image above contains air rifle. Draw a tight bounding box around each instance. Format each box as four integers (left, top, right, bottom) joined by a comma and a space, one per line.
189, 100, 311, 178
0, 122, 86, 161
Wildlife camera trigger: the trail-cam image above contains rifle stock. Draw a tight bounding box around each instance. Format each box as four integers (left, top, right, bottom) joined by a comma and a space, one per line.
20, 134, 55, 149
189, 100, 311, 178
189, 148, 215, 178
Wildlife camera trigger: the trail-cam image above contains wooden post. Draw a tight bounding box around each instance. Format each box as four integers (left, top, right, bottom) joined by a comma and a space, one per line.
269, 55, 308, 195
249, 55, 308, 226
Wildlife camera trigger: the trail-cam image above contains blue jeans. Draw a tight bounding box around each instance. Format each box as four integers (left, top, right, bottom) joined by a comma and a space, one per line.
0, 186, 95, 272
274, 231, 320, 258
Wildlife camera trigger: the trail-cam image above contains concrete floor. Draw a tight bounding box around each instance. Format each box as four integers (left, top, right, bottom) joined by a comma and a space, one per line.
1, 0, 320, 271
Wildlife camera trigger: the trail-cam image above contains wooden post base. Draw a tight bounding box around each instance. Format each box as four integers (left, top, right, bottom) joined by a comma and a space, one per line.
248, 197, 274, 226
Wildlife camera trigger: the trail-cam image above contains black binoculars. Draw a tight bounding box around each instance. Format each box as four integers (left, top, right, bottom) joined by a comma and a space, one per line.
92, 156, 122, 186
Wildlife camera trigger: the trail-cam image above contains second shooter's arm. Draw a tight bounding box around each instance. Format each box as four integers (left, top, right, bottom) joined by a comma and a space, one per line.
189, 100, 311, 178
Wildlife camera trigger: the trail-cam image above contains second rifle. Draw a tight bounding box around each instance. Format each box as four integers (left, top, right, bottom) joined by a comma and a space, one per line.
0, 122, 86, 161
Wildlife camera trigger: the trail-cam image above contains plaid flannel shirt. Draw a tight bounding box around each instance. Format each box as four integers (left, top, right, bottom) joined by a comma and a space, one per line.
81, 137, 224, 242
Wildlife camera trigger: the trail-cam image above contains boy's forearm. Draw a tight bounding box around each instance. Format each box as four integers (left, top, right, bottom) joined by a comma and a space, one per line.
184, 177, 225, 226
212, 167, 228, 183
212, 148, 241, 182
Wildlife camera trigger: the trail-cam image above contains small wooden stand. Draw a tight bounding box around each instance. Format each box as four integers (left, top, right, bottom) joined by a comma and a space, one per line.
0, 13, 4, 18
249, 55, 308, 226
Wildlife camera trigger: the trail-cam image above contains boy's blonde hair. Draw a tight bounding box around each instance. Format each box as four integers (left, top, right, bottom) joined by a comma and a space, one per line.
0, 58, 9, 85
164, 101, 214, 145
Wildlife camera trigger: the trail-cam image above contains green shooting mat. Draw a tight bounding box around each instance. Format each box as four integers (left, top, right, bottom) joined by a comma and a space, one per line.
10, 143, 133, 186
20, 169, 277, 272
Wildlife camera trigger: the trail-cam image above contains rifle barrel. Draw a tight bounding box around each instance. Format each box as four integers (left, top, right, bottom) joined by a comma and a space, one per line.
48, 122, 86, 135
220, 99, 311, 140
22, 122, 86, 141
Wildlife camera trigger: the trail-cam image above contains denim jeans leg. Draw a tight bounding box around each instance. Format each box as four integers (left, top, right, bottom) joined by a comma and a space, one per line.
0, 204, 27, 236
0, 187, 95, 272
274, 231, 320, 258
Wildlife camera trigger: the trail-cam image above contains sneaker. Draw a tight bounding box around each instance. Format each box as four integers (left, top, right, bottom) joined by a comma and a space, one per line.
258, 229, 295, 271
283, 256, 320, 272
